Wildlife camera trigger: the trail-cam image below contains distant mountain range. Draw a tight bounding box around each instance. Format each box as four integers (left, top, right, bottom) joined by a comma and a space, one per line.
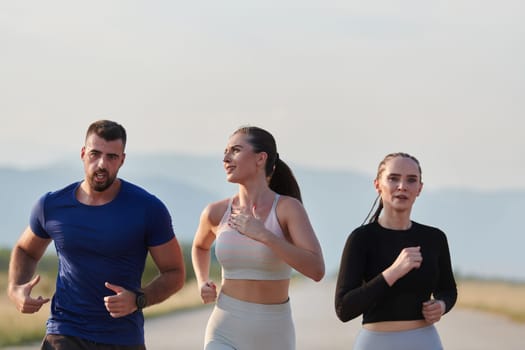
2, 153, 524, 281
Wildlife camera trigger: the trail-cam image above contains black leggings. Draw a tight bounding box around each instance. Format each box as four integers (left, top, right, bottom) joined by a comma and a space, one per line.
41, 334, 146, 350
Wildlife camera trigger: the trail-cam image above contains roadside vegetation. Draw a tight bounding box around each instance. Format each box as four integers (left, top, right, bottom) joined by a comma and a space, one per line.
456, 277, 525, 323
0, 244, 220, 348
1, 247, 524, 348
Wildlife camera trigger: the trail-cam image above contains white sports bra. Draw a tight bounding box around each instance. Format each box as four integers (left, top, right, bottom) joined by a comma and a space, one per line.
215, 194, 292, 280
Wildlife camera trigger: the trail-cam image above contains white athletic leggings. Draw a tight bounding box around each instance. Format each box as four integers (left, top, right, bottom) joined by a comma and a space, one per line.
204, 293, 295, 350
354, 325, 443, 350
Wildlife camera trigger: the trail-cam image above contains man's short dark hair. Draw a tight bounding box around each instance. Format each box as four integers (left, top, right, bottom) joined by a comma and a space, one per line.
86, 120, 127, 148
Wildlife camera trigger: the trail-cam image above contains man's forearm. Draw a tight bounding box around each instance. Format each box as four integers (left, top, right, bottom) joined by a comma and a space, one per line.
142, 268, 185, 307
8, 246, 39, 287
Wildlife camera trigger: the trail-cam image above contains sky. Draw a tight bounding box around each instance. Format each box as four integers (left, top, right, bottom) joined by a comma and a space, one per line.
1, 0, 523, 191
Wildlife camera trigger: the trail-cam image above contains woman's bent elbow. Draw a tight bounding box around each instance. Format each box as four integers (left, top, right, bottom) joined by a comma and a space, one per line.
334, 303, 351, 323
310, 264, 325, 282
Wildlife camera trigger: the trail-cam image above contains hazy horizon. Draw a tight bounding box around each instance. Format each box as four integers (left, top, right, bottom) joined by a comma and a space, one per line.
2, 154, 525, 281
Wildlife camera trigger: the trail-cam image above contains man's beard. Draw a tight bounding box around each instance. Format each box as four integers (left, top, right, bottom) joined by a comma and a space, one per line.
90, 171, 116, 192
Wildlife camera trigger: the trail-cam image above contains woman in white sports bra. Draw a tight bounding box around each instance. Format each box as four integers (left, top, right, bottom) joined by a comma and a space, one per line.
192, 126, 325, 350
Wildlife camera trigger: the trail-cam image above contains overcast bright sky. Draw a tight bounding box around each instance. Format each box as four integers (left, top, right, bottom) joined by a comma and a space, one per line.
1, 0, 523, 191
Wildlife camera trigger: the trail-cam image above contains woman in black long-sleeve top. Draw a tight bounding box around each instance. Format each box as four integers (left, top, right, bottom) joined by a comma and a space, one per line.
335, 152, 457, 350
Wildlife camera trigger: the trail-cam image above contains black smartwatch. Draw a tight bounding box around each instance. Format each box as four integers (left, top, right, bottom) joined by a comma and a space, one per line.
135, 290, 147, 310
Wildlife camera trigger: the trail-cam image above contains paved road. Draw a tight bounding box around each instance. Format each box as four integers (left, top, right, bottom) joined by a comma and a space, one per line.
145, 278, 525, 349
5, 279, 525, 349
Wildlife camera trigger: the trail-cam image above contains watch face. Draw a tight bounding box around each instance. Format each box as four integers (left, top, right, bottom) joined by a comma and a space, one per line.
136, 294, 147, 309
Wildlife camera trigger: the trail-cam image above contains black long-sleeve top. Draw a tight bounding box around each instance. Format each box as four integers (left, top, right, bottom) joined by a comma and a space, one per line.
335, 221, 457, 324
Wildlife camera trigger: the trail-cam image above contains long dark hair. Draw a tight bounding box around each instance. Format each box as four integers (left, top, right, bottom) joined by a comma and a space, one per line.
233, 126, 302, 203
363, 152, 422, 224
